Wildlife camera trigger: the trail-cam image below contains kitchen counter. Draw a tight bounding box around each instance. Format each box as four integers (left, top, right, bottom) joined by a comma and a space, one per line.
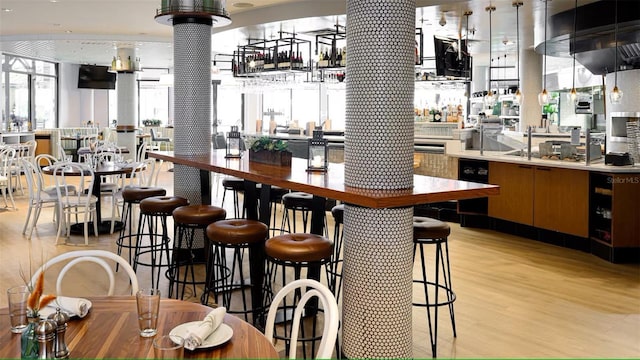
447, 148, 640, 174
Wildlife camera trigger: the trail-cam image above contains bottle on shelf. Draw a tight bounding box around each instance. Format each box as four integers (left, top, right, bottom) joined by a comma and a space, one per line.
111, 56, 117, 70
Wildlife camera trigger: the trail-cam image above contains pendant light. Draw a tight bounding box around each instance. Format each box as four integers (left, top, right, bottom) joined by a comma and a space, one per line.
538, 0, 550, 106
513, 1, 523, 104
567, 0, 578, 105
610, 0, 623, 104
485, 5, 497, 107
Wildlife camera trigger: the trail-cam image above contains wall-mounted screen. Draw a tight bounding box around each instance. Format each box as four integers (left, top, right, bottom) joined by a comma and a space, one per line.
78, 65, 116, 90
434, 36, 472, 80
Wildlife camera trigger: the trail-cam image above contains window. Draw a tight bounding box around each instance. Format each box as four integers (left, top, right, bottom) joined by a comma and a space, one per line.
1, 54, 58, 131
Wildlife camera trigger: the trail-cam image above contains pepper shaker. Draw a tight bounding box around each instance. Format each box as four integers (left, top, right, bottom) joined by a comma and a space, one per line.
34, 319, 56, 359
48, 308, 70, 359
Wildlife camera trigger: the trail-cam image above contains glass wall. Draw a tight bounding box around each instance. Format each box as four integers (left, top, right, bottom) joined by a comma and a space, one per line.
1, 54, 58, 131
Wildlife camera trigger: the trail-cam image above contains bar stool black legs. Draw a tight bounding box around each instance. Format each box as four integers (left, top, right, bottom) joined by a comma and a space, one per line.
168, 204, 226, 299
413, 216, 457, 358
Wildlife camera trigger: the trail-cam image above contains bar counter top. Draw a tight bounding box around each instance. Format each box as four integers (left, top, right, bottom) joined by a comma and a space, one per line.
149, 150, 499, 208
448, 148, 640, 174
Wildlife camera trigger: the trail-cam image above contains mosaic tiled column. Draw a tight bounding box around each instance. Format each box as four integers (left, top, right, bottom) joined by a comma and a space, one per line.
172, 18, 212, 206
343, 0, 415, 357
115, 47, 137, 161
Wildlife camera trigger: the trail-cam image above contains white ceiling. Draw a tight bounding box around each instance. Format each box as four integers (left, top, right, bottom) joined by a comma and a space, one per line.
0, 0, 596, 69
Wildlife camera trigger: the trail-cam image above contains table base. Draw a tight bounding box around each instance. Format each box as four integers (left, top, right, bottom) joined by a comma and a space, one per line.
70, 220, 124, 235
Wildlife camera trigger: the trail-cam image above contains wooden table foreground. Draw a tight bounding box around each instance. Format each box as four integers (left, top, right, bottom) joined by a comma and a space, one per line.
0, 296, 278, 359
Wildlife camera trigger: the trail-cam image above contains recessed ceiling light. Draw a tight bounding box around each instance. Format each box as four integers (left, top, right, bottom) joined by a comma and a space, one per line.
233, 2, 254, 8
1, 8, 13, 12
65, 30, 72, 33
50, 0, 59, 3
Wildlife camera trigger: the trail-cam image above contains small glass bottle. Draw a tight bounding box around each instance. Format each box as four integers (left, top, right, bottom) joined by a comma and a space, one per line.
21, 316, 40, 359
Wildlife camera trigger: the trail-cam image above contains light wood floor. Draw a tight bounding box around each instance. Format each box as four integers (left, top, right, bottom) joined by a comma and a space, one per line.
1, 168, 639, 358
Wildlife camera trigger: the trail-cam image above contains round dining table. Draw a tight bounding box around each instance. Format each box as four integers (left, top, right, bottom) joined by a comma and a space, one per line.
42, 162, 138, 235
0, 296, 278, 358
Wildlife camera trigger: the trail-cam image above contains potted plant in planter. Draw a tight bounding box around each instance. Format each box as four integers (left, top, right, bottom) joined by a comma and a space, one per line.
248, 136, 292, 166
142, 119, 162, 127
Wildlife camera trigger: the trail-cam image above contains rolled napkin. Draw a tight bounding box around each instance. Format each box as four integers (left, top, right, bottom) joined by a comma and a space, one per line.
184, 307, 226, 350
42, 296, 91, 318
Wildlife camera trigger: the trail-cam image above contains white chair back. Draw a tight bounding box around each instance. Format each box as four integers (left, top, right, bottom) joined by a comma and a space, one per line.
52, 162, 98, 244
0, 147, 17, 209
264, 279, 340, 359
30, 250, 139, 296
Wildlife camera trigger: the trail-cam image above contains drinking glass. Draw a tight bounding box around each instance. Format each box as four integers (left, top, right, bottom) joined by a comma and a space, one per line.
136, 288, 160, 337
153, 335, 184, 359
7, 285, 29, 333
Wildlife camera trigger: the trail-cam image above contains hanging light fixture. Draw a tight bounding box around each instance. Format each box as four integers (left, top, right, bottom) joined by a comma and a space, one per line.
610, 0, 623, 104
485, 5, 497, 107
567, 0, 578, 105
538, 0, 550, 106
513, 1, 523, 104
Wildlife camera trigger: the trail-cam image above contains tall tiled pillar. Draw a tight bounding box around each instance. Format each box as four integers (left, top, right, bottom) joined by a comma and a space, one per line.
172, 18, 212, 206
343, 0, 415, 357
116, 47, 137, 161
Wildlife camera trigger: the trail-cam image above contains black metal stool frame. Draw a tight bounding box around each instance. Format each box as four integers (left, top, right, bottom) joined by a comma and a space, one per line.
413, 236, 457, 358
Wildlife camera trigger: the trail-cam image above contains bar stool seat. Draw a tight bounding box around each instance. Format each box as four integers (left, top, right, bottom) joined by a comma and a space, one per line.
134, 195, 189, 289
280, 192, 314, 234
264, 233, 333, 356
265, 233, 332, 263
123, 186, 166, 203
169, 204, 226, 299
204, 219, 269, 322
222, 177, 245, 218
117, 186, 166, 266
412, 216, 456, 358
140, 196, 189, 215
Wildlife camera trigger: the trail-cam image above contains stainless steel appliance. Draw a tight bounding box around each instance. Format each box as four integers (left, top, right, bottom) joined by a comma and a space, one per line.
606, 112, 640, 154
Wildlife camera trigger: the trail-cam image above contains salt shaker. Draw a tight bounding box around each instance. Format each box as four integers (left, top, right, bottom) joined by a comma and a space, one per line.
48, 308, 70, 359
34, 319, 56, 359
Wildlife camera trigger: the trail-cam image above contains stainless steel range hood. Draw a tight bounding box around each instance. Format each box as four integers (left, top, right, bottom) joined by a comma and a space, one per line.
537, 0, 640, 76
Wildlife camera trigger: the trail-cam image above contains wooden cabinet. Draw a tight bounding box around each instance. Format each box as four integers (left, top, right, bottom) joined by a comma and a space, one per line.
533, 167, 589, 238
488, 162, 534, 225
591, 173, 640, 248
487, 162, 589, 237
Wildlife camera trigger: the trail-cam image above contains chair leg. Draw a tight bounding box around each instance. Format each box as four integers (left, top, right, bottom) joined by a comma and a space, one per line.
23, 204, 33, 235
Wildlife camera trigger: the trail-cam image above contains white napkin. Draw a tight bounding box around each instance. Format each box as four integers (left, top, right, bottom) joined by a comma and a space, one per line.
184, 307, 226, 350
42, 296, 91, 318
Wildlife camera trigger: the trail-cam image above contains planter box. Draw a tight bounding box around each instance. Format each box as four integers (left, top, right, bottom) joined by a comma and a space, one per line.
249, 150, 292, 166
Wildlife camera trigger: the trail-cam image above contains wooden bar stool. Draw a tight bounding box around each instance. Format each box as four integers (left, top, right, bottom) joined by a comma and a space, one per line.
264, 233, 333, 357
169, 204, 226, 300
413, 216, 457, 358
117, 186, 166, 266
134, 195, 189, 289
204, 219, 269, 322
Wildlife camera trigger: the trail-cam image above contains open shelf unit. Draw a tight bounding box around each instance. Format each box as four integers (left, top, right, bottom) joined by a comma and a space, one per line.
233, 33, 312, 78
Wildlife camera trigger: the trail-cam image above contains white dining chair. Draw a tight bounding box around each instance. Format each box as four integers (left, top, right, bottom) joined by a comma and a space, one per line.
264, 279, 340, 359
0, 146, 17, 210
52, 162, 98, 245
30, 250, 139, 296
21, 159, 59, 239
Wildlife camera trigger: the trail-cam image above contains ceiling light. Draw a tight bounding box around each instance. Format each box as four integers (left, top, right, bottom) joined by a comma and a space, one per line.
233, 2, 254, 8
439, 13, 447, 27
567, 0, 578, 105
610, 0, 623, 104
1, 8, 13, 12
513, 1, 523, 105
538, 0, 550, 106
484, 5, 497, 107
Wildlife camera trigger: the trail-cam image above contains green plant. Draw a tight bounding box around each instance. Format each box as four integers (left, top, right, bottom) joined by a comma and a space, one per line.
249, 136, 288, 152
142, 119, 162, 126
